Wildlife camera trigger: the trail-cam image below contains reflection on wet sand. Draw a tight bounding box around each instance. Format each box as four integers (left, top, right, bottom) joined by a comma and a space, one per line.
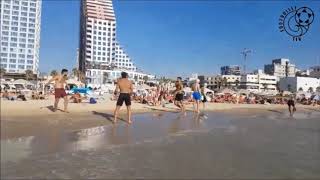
1, 109, 320, 179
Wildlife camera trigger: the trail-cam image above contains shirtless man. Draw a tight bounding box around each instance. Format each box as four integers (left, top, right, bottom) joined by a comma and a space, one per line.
113, 72, 133, 124
287, 96, 296, 117
192, 79, 201, 113
173, 77, 185, 113
46, 69, 69, 112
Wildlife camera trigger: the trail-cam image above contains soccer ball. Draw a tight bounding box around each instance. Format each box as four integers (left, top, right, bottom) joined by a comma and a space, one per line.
295, 7, 314, 26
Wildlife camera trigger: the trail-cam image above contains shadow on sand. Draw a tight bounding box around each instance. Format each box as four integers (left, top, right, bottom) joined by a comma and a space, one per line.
267, 109, 283, 114
92, 111, 128, 123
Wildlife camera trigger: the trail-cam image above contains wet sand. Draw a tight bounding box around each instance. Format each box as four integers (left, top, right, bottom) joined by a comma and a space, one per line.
1, 108, 320, 179
2, 97, 319, 139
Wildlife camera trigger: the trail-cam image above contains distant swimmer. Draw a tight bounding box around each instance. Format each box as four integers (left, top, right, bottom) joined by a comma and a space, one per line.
287, 96, 296, 117
113, 72, 133, 124
46, 69, 69, 112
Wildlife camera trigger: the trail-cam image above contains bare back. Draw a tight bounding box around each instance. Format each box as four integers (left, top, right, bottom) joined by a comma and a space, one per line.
117, 78, 133, 94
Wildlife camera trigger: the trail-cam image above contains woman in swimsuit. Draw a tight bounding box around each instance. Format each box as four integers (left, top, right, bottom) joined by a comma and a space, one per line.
200, 86, 207, 111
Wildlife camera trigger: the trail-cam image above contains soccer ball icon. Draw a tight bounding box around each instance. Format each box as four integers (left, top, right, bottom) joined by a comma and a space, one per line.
295, 7, 314, 26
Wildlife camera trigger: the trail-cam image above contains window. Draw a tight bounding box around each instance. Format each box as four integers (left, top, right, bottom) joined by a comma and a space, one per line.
10, 59, 16, 63
27, 60, 33, 64
19, 44, 26, 48
27, 55, 33, 59
18, 65, 25, 69
9, 65, 16, 69
21, 23, 28, 28
19, 54, 25, 58
28, 44, 34, 48
27, 66, 33, 70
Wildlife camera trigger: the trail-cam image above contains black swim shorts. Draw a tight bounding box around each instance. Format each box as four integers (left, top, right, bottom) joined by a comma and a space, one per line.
116, 93, 131, 106
175, 93, 184, 101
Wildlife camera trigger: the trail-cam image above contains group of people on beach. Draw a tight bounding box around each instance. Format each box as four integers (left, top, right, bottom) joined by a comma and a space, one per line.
46, 69, 209, 124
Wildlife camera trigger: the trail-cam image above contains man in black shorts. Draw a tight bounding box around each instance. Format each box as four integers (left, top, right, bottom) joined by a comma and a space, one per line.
287, 96, 296, 117
173, 77, 185, 113
113, 72, 133, 124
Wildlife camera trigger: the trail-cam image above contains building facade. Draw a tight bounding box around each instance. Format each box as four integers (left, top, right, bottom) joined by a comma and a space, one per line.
310, 66, 320, 78
78, 0, 148, 84
264, 58, 296, 79
220, 65, 241, 75
206, 75, 241, 90
0, 0, 42, 74
279, 77, 320, 93
239, 70, 277, 92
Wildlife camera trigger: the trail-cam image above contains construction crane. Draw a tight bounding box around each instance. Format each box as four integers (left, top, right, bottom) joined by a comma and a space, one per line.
241, 48, 253, 75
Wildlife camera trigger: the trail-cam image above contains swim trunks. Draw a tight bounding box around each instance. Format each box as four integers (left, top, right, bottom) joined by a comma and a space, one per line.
175, 93, 184, 101
287, 100, 295, 107
55, 88, 67, 99
117, 93, 131, 106
192, 92, 201, 101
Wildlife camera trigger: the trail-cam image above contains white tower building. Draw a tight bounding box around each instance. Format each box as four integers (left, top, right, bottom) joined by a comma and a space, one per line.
0, 0, 42, 74
79, 0, 151, 85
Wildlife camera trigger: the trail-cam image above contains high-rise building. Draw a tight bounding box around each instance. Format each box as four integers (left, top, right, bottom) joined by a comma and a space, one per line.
79, 0, 146, 84
220, 65, 241, 75
264, 58, 296, 78
0, 0, 42, 74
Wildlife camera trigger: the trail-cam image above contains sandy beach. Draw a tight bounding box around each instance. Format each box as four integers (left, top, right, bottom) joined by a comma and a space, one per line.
1, 97, 319, 140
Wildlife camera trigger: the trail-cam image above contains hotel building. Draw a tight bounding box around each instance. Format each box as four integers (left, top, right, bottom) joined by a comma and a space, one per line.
264, 58, 296, 79
78, 0, 151, 84
0, 0, 41, 74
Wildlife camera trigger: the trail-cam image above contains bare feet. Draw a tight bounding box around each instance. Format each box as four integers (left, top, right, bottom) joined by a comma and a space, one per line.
128, 120, 132, 124
63, 109, 69, 113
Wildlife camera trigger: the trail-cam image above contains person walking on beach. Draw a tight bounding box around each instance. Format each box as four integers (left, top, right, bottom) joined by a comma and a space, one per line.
173, 77, 185, 113
287, 96, 296, 117
200, 86, 207, 111
46, 69, 69, 112
113, 72, 133, 124
192, 79, 201, 113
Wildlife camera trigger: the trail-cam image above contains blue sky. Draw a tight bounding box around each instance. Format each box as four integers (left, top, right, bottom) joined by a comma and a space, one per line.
39, 0, 320, 78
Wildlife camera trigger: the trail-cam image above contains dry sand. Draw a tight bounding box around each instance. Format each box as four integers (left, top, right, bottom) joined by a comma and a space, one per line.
1, 96, 319, 139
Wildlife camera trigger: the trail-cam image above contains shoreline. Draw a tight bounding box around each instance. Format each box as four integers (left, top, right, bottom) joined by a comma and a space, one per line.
1, 98, 319, 140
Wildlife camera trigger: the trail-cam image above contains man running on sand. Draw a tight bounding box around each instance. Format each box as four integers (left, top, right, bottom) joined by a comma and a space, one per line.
173, 77, 185, 113
287, 96, 296, 117
113, 72, 133, 124
46, 69, 69, 112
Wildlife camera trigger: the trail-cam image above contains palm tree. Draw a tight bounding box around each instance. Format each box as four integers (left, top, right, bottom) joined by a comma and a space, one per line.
298, 87, 303, 91
50, 70, 58, 77
134, 75, 138, 82
0, 68, 6, 78
143, 75, 149, 83
72, 68, 78, 79
25, 70, 33, 81
308, 87, 314, 93
103, 72, 109, 84
222, 77, 228, 88
78, 71, 85, 83
316, 86, 320, 92
235, 80, 240, 88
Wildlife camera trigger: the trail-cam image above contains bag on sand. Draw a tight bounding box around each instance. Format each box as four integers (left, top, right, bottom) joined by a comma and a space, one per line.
89, 97, 97, 104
